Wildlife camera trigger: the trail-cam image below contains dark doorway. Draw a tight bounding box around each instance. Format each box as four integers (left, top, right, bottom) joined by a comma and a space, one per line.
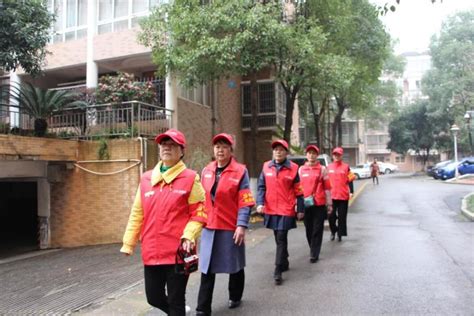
0, 182, 38, 259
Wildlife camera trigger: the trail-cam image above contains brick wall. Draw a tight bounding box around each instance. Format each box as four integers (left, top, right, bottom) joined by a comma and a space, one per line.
0, 135, 78, 161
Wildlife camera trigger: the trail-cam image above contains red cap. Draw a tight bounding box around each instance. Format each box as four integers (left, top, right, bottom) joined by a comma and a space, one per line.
305, 145, 320, 154
271, 139, 289, 151
332, 147, 344, 155
212, 133, 234, 146
155, 129, 186, 147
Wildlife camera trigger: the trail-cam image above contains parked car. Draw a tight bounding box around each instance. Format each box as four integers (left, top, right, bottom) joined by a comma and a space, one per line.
459, 157, 474, 175
430, 160, 452, 179
351, 164, 371, 179
438, 157, 474, 180
378, 162, 399, 174
288, 154, 330, 167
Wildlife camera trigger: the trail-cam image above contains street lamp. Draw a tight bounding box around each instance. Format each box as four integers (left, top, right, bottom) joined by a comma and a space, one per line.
464, 111, 473, 154
450, 124, 460, 179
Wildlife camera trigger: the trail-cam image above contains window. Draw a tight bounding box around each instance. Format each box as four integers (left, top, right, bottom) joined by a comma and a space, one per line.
395, 156, 405, 163
178, 83, 211, 106
49, 0, 87, 42
241, 82, 276, 115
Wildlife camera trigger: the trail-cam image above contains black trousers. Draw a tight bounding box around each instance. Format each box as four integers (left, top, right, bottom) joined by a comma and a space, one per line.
144, 264, 189, 316
372, 175, 379, 184
328, 199, 349, 237
196, 269, 245, 314
303, 205, 327, 259
273, 230, 289, 271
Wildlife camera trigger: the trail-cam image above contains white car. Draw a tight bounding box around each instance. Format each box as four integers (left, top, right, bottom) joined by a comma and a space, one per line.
351, 164, 371, 179
378, 162, 399, 174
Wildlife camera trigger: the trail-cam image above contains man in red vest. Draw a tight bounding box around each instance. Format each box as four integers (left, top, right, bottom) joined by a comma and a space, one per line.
196, 133, 255, 315
327, 147, 353, 242
256, 139, 304, 285
298, 144, 332, 263
121, 129, 207, 316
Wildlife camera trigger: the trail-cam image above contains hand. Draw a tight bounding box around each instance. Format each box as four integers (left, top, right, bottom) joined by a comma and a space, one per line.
233, 226, 246, 246
350, 193, 354, 199
327, 205, 333, 214
297, 212, 304, 221
256, 205, 265, 214
181, 238, 195, 253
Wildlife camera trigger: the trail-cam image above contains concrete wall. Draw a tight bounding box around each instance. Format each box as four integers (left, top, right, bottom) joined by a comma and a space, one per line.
0, 135, 78, 161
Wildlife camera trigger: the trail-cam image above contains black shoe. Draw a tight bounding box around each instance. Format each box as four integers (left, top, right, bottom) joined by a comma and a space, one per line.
330, 234, 335, 241
274, 273, 282, 285
338, 235, 342, 242
195, 311, 209, 316
310, 257, 318, 263
228, 300, 241, 309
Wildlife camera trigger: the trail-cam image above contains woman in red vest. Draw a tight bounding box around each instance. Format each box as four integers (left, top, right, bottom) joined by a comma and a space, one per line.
298, 145, 333, 263
195, 133, 255, 316
121, 129, 207, 316
327, 147, 354, 242
256, 139, 304, 285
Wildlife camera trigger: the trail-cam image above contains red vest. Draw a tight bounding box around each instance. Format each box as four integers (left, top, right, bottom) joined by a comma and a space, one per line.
201, 159, 255, 231
262, 160, 302, 217
298, 163, 331, 206
327, 161, 350, 200
139, 168, 197, 265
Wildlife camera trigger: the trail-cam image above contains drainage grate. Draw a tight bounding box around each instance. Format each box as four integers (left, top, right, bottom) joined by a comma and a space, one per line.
0, 244, 143, 315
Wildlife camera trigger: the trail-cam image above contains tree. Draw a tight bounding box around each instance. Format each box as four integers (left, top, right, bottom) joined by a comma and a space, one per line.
3, 82, 86, 136
0, 0, 54, 75
388, 100, 436, 167
422, 10, 474, 155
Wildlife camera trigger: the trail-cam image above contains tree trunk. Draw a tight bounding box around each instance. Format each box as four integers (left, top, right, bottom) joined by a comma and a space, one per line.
249, 72, 259, 177
334, 97, 346, 147
34, 118, 48, 137
308, 89, 320, 147
283, 86, 298, 147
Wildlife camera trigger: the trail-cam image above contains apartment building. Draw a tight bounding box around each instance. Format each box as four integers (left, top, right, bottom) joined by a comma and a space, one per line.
0, 0, 301, 254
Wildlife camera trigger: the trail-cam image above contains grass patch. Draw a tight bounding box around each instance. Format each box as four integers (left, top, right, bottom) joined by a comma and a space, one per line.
468, 195, 474, 213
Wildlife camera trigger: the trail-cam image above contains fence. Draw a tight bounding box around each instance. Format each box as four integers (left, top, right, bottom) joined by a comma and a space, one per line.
0, 101, 173, 140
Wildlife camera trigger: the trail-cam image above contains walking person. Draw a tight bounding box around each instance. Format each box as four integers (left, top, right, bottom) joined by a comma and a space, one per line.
298, 145, 333, 263
121, 129, 207, 316
256, 139, 304, 285
370, 158, 380, 185
327, 147, 354, 242
196, 133, 255, 316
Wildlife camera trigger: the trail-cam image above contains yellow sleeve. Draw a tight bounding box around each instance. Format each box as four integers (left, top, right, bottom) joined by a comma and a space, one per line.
181, 221, 204, 243
120, 187, 143, 255
188, 174, 206, 204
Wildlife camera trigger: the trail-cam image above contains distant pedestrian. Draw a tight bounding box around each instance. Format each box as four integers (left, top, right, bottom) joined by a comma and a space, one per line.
121, 129, 207, 316
327, 147, 354, 242
256, 139, 304, 285
196, 133, 255, 315
298, 145, 333, 263
370, 159, 380, 185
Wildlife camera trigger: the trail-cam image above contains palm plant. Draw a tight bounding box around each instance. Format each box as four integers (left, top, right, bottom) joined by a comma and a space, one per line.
3, 82, 86, 137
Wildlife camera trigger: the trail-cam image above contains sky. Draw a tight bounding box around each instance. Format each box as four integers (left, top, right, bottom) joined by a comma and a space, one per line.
370, 0, 474, 54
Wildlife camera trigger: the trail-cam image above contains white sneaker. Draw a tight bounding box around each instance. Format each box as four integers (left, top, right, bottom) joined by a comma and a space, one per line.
185, 305, 191, 315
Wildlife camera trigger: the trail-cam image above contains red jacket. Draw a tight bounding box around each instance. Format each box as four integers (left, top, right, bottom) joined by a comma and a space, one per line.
201, 159, 255, 231
327, 161, 351, 200
139, 169, 205, 265
298, 163, 331, 206
262, 160, 303, 217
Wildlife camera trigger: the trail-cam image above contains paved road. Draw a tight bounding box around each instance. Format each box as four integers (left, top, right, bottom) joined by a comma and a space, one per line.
1, 174, 472, 315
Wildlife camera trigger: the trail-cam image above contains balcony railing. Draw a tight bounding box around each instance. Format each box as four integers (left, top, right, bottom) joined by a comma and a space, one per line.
0, 101, 172, 140
242, 113, 286, 130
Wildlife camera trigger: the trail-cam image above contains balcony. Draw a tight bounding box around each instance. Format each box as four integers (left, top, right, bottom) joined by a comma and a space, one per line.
366, 143, 391, 154
0, 101, 172, 140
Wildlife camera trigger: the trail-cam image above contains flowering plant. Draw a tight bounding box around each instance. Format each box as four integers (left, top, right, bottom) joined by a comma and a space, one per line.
95, 72, 157, 105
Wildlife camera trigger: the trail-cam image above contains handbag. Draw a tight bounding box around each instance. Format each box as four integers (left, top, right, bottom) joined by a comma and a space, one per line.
174, 244, 199, 275
304, 195, 315, 208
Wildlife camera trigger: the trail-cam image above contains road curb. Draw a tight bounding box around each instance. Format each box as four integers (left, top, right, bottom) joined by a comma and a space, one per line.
349, 182, 369, 207
461, 192, 474, 221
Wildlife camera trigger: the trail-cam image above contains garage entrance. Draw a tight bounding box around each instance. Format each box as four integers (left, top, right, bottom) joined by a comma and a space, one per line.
0, 182, 38, 259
